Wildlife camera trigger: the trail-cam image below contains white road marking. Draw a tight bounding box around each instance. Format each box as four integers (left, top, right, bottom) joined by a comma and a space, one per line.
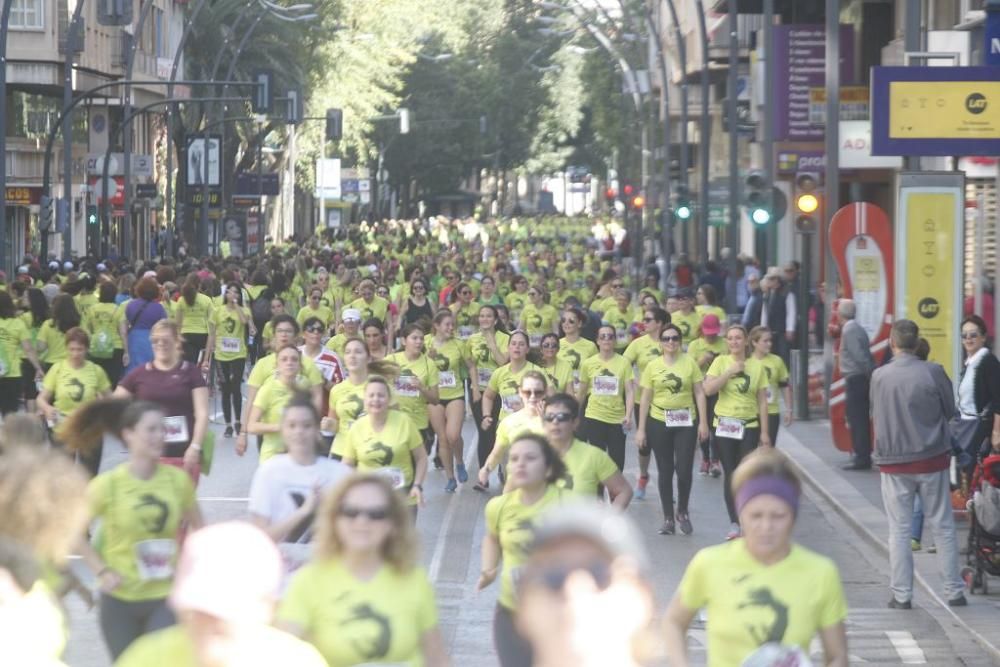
198, 496, 250, 502
428, 439, 479, 584
886, 630, 927, 664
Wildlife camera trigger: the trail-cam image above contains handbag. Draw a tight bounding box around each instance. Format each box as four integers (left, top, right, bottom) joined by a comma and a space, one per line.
951, 417, 987, 469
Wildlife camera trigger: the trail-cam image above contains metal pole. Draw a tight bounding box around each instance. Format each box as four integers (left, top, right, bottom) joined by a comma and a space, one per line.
796, 231, 811, 420
763, 0, 775, 265
123, 0, 158, 261
664, 0, 689, 253
975, 194, 984, 316
695, 0, 710, 264
727, 0, 739, 248
256, 117, 263, 256
0, 0, 17, 274
904, 0, 922, 172
60, 2, 85, 261
822, 0, 842, 414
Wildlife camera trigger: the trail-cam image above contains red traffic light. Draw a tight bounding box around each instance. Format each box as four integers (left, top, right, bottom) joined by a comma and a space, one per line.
623, 184, 634, 196
605, 188, 616, 200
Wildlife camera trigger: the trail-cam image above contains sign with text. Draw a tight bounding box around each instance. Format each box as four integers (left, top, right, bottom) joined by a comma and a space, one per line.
773, 25, 855, 141
987, 8, 1000, 66
4, 186, 41, 205
314, 158, 341, 200
235, 172, 279, 196
872, 67, 1000, 155
895, 172, 964, 383
808, 86, 870, 124
187, 189, 221, 207
839, 121, 902, 169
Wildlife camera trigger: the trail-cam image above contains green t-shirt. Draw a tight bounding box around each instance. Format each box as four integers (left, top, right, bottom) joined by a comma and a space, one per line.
757, 353, 790, 414
578, 353, 632, 424
425, 335, 466, 401
388, 352, 438, 430
559, 439, 620, 496
687, 336, 727, 371
640, 354, 704, 421
38, 320, 69, 364
248, 353, 323, 389
488, 361, 541, 418
672, 310, 702, 347
705, 355, 767, 426
174, 293, 214, 335
466, 331, 511, 390
0, 316, 30, 377
43, 359, 110, 424
327, 378, 367, 455
253, 376, 311, 461
539, 359, 573, 395
117, 625, 326, 667
84, 302, 123, 357
341, 410, 422, 503
211, 305, 251, 361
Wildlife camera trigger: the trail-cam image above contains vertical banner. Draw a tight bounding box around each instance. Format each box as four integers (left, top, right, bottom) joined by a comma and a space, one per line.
896, 173, 964, 383
221, 212, 246, 258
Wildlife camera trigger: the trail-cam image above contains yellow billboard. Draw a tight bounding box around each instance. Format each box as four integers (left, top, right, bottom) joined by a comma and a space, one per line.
889, 82, 1000, 139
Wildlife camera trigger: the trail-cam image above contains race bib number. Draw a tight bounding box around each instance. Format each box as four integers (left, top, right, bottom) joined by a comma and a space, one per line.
376, 466, 407, 490
716, 416, 746, 440
592, 375, 619, 396
502, 393, 523, 413
477, 368, 493, 389
221, 337, 241, 354
458, 325, 475, 340
741, 643, 813, 667
134, 539, 176, 581
438, 370, 457, 388
664, 408, 693, 427
162, 416, 189, 443
529, 333, 543, 348
766, 386, 775, 403
616, 329, 628, 346
395, 375, 420, 398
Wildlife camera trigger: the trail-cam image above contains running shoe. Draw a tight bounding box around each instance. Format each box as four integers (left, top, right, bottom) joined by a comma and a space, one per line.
635, 475, 649, 500
709, 460, 722, 478
224, 425, 233, 438
433, 456, 444, 470
658, 519, 676, 535
676, 512, 693, 535
725, 523, 741, 541
911, 539, 921, 552
698, 459, 710, 475
444, 478, 458, 494
473, 480, 490, 492
456, 463, 469, 484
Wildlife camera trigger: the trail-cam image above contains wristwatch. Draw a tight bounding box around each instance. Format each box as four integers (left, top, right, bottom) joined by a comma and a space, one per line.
413, 483, 424, 492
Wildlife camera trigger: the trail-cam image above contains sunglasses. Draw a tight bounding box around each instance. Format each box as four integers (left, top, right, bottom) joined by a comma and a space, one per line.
521, 388, 547, 397
543, 412, 573, 423
305, 326, 324, 333
961, 332, 982, 340
461, 290, 472, 295
540, 342, 559, 350
661, 335, 681, 343
337, 505, 390, 521
561, 318, 578, 325
597, 333, 616, 341
274, 328, 296, 336
519, 562, 611, 593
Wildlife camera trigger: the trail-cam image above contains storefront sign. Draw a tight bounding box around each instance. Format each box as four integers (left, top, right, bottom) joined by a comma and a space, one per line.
4, 186, 41, 205
896, 172, 964, 382
808, 86, 870, 124
872, 67, 1000, 155
777, 151, 825, 175
839, 121, 903, 169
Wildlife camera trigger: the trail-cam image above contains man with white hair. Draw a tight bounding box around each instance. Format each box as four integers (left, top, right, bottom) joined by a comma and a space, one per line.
838, 298, 875, 470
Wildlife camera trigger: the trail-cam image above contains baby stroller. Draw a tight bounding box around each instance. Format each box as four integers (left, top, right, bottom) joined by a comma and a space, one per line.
962, 454, 1000, 594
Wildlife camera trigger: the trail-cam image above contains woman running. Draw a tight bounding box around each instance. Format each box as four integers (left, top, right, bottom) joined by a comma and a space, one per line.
37, 327, 112, 475
689, 314, 727, 477
635, 323, 709, 536
341, 377, 429, 512
20, 286, 49, 409
536, 333, 572, 394
362, 318, 389, 361
467, 305, 510, 478
297, 287, 335, 332
750, 325, 793, 444
84, 282, 125, 388
325, 337, 397, 459
504, 275, 530, 324
519, 285, 558, 349
204, 282, 254, 438
624, 306, 671, 499
450, 281, 479, 341
478, 434, 568, 667
556, 306, 598, 393
0, 291, 43, 416
77, 400, 204, 660
602, 288, 637, 354
577, 324, 634, 472
248, 345, 322, 462
482, 330, 541, 427
174, 274, 213, 365
278, 474, 447, 667
388, 323, 440, 457
478, 371, 548, 490
703, 324, 771, 541
399, 277, 435, 329
120, 277, 167, 374
37, 293, 83, 371
479, 275, 503, 306
426, 310, 468, 492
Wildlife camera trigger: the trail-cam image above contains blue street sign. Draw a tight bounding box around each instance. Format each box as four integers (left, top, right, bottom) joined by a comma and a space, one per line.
987, 5, 1000, 66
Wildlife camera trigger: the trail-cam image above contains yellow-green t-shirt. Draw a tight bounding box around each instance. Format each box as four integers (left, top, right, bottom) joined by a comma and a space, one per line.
324, 332, 351, 357
388, 352, 438, 430
0, 316, 30, 376
327, 379, 367, 455
253, 376, 311, 461
504, 291, 529, 321
348, 296, 390, 324
706, 355, 767, 426
601, 306, 635, 350
687, 336, 727, 371
425, 335, 466, 401
623, 334, 662, 380
559, 439, 619, 496
488, 361, 541, 418
248, 353, 323, 389
485, 484, 566, 609
210, 305, 252, 361
452, 302, 480, 340
519, 303, 558, 346
278, 559, 438, 667
341, 410, 422, 502
83, 302, 123, 357
557, 336, 598, 389
757, 353, 790, 414
174, 293, 214, 335
678, 540, 847, 667
87, 463, 196, 601
640, 354, 704, 422
116, 624, 326, 667
42, 359, 110, 429
672, 310, 702, 347
493, 409, 544, 462
578, 353, 632, 424
296, 304, 335, 331
697, 304, 728, 325
38, 320, 69, 364
539, 359, 573, 394
466, 331, 511, 390
74, 291, 98, 317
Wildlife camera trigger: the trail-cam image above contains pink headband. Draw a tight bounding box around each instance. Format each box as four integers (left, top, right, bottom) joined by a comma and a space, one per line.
735, 476, 800, 516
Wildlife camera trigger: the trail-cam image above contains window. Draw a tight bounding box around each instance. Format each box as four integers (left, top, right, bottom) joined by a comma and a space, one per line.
9, 0, 43, 29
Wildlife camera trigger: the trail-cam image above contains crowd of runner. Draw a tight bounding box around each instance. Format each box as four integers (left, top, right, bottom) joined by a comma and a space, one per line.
0, 215, 858, 666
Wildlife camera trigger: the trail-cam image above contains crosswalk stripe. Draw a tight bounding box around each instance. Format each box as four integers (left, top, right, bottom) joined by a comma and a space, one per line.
886, 631, 927, 664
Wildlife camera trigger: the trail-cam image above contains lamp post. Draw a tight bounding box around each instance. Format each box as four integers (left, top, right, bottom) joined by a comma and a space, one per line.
694, 0, 711, 263
0, 0, 16, 273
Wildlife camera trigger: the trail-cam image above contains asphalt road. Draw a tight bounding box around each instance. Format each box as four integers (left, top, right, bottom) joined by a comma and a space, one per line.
62, 412, 999, 666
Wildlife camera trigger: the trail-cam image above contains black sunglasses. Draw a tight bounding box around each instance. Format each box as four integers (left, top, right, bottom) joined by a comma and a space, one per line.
661, 335, 681, 343
338, 505, 390, 521
521, 388, 546, 397
597, 333, 616, 341
543, 412, 573, 423
305, 325, 324, 333
519, 562, 611, 593
540, 342, 559, 350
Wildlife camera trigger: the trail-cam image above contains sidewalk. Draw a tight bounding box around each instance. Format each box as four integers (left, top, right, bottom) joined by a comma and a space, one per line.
778, 420, 1000, 663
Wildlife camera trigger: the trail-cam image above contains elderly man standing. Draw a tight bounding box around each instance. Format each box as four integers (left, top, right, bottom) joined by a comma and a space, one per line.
871, 319, 966, 609
838, 299, 875, 470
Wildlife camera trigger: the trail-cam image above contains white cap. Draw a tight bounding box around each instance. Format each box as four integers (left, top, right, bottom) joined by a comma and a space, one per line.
62, 261, 73, 270
342, 308, 362, 322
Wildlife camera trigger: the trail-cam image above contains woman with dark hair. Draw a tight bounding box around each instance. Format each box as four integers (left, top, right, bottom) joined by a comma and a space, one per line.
362, 318, 389, 361
536, 332, 572, 394
19, 287, 49, 410
84, 282, 125, 387
467, 305, 510, 476
504, 275, 530, 325
956, 314, 1000, 469
399, 277, 435, 330
37, 294, 82, 371
119, 276, 167, 375
426, 310, 468, 492
450, 281, 479, 341
557, 306, 598, 391
0, 291, 43, 415
174, 274, 213, 364
696, 283, 727, 324
205, 282, 254, 438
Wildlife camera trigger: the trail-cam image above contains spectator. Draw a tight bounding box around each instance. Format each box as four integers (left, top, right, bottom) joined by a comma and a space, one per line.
962, 277, 995, 341
871, 319, 966, 609
838, 299, 875, 471
740, 273, 763, 329
760, 272, 796, 365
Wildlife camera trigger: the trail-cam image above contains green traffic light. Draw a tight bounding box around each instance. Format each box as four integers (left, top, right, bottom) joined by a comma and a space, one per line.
675, 205, 691, 220
751, 208, 771, 225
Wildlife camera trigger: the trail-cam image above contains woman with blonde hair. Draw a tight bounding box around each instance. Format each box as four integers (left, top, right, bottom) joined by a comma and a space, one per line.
278, 474, 447, 667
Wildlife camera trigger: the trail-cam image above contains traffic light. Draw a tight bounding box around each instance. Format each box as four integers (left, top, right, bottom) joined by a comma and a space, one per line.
251, 70, 273, 114
623, 184, 635, 197
325, 108, 343, 142
794, 172, 821, 233
286, 88, 302, 125
673, 185, 692, 221
87, 205, 98, 226
744, 170, 771, 225
604, 187, 616, 204
631, 194, 645, 210
39, 195, 53, 231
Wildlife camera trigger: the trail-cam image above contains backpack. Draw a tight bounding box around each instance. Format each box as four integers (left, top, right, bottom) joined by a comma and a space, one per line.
251, 287, 274, 326
91, 329, 114, 359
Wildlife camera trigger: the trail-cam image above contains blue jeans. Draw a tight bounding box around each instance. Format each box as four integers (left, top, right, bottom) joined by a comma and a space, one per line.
911, 495, 924, 542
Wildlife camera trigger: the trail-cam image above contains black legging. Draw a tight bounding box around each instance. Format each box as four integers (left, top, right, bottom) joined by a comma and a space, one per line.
716, 424, 761, 523
647, 418, 698, 519
471, 397, 500, 468
91, 349, 125, 389
181, 333, 208, 365
767, 413, 781, 445
217, 358, 246, 425
700, 395, 719, 462
99, 594, 175, 660
582, 417, 626, 471
0, 377, 22, 415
